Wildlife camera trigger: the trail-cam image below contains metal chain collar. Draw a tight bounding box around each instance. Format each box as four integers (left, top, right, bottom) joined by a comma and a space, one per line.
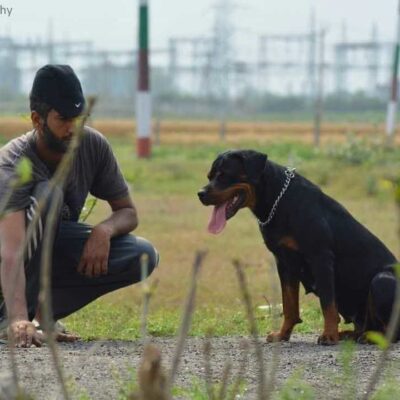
257, 167, 296, 228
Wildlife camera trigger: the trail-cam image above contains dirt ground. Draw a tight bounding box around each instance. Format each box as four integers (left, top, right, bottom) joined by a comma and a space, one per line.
1, 334, 400, 399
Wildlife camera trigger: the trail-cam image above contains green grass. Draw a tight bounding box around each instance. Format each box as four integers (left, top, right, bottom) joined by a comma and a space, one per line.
173, 377, 246, 399
372, 378, 400, 400
274, 371, 316, 400
64, 299, 325, 340
113, 136, 400, 197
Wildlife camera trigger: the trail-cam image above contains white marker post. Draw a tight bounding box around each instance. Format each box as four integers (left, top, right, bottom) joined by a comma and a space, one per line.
386, 0, 400, 144
136, 0, 151, 157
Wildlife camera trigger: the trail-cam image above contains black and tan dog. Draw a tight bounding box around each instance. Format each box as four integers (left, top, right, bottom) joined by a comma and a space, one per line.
198, 149, 398, 345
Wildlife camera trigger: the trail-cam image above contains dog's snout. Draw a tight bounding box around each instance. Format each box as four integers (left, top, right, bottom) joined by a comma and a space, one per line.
198, 189, 206, 201
198, 188, 213, 205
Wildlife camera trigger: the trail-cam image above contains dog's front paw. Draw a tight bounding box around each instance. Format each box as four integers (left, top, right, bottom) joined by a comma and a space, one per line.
317, 332, 339, 345
266, 331, 291, 343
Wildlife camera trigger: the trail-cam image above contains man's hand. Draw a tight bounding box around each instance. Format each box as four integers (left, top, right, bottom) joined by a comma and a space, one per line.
77, 195, 137, 278
77, 224, 111, 278
8, 319, 80, 346
8, 319, 42, 348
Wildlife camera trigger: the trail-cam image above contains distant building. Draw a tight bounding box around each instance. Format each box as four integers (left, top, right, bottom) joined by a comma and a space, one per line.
82, 62, 136, 99
0, 36, 21, 96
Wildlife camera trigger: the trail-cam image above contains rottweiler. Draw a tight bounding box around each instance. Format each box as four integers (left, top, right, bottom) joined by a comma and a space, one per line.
198, 149, 398, 345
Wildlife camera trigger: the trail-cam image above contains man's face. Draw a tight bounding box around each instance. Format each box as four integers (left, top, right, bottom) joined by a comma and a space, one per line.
39, 110, 77, 153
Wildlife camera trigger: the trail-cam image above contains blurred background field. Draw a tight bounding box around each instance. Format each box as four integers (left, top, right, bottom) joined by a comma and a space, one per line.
2, 2, 400, 124
3, 0, 400, 341
2, 116, 400, 144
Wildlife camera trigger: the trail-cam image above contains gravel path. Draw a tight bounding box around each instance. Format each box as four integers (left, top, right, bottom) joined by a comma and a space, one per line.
1, 334, 400, 399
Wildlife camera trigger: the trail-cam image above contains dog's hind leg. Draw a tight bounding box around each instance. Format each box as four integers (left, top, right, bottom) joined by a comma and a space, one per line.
361, 271, 397, 342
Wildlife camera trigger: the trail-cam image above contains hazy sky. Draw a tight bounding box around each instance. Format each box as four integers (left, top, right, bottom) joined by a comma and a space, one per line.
1, 0, 398, 51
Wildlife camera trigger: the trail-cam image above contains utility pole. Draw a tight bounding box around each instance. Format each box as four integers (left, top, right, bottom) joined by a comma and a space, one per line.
47, 19, 55, 64
386, 0, 400, 145
211, 0, 235, 140
370, 24, 379, 96
136, 0, 152, 158
308, 9, 317, 101
313, 29, 326, 147
334, 21, 347, 94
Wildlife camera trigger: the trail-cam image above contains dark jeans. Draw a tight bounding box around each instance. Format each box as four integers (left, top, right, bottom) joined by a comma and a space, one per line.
0, 183, 159, 323
28, 221, 158, 320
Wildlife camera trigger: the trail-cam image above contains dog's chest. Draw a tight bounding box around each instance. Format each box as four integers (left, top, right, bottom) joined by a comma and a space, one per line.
262, 227, 317, 294
261, 227, 300, 253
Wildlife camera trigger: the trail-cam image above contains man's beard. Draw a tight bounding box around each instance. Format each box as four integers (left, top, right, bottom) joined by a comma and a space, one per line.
42, 122, 71, 154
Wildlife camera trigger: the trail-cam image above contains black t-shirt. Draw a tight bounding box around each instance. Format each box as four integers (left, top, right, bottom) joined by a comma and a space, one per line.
0, 126, 129, 220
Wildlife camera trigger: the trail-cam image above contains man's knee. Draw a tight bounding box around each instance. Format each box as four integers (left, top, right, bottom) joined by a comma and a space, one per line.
135, 237, 159, 278
108, 235, 159, 282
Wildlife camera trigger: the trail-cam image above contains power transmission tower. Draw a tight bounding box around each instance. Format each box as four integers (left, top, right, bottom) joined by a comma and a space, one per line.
258, 30, 318, 96
334, 25, 391, 94
209, 0, 236, 138
209, 0, 235, 99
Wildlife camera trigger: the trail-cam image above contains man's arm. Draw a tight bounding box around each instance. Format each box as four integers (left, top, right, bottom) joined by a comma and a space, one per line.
93, 195, 138, 238
0, 210, 42, 347
77, 195, 138, 277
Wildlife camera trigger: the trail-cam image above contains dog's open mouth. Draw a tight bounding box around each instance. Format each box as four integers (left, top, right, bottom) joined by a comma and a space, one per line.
208, 192, 245, 234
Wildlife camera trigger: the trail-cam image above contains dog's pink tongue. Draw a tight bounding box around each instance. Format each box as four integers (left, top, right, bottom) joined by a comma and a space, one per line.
208, 202, 228, 234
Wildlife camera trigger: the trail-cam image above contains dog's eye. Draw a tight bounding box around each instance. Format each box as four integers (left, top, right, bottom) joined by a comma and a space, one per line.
218, 172, 231, 182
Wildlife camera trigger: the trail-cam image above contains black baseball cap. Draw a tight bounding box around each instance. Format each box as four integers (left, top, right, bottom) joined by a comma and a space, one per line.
30, 64, 85, 118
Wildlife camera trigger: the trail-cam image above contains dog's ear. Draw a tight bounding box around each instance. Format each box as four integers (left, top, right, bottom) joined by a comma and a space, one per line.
240, 150, 268, 184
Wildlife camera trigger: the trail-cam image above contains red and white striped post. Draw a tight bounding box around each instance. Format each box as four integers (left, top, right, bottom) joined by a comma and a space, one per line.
136, 0, 152, 158
386, 0, 400, 144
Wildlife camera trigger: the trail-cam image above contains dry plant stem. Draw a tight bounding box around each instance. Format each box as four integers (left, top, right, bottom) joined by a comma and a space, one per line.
80, 197, 97, 222
217, 361, 232, 400
37, 98, 96, 400
137, 343, 169, 400
21, 97, 96, 269
39, 189, 70, 400
228, 340, 250, 400
139, 254, 159, 343
398, 200, 400, 261
3, 98, 95, 393
141, 279, 158, 343
140, 254, 150, 340
203, 337, 215, 400
265, 266, 282, 399
0, 181, 28, 391
6, 340, 19, 396
7, 96, 96, 329
167, 250, 207, 391
233, 260, 267, 400
266, 321, 280, 398
0, 179, 18, 219
362, 200, 400, 400
2, 181, 23, 400
362, 274, 400, 400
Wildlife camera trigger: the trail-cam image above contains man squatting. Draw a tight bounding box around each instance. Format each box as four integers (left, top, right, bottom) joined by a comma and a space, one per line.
0, 65, 159, 347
